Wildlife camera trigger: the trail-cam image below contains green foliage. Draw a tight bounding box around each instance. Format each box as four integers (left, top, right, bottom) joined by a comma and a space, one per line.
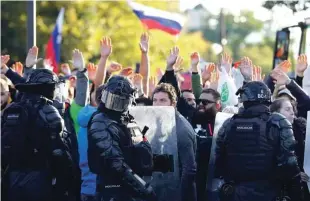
240, 44, 273, 75
202, 10, 264, 60
1, 1, 214, 77
262, 0, 310, 13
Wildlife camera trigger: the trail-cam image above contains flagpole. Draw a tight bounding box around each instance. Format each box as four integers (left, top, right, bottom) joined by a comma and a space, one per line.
27, 0, 36, 50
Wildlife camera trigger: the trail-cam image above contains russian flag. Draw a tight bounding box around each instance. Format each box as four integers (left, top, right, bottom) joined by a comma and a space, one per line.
128, 1, 185, 36
45, 8, 65, 74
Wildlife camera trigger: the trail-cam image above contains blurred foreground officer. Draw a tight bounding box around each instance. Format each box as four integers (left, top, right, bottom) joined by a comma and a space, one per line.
1, 69, 74, 201
214, 81, 302, 201
87, 75, 156, 201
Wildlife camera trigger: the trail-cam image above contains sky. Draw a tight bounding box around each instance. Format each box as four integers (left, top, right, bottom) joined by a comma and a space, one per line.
179, 0, 310, 58
179, 0, 310, 26
180, 0, 270, 20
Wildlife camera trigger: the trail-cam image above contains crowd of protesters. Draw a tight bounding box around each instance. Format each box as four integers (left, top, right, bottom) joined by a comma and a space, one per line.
1, 32, 310, 201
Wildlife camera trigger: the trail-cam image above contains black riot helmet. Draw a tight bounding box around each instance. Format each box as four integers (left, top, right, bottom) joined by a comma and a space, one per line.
101, 75, 136, 112
15, 68, 59, 100
236, 81, 271, 104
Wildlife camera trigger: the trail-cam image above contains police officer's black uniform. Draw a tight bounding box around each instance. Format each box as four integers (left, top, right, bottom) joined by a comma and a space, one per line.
214, 81, 302, 201
1, 69, 74, 201
87, 75, 156, 201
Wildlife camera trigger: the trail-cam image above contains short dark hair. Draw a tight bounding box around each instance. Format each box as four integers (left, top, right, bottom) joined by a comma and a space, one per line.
201, 88, 221, 101
181, 89, 193, 94
152, 83, 177, 103
135, 97, 153, 106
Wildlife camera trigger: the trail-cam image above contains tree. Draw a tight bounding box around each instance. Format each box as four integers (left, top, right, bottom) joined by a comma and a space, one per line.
240, 43, 273, 74
262, 0, 310, 13
1, 1, 214, 77
201, 10, 264, 60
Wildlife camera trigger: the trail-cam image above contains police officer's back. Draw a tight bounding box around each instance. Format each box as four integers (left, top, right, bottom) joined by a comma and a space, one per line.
214, 81, 302, 201
1, 69, 73, 201
87, 75, 156, 201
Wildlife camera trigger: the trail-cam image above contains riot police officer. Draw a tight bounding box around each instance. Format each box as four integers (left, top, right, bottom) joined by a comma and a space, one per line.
213, 81, 302, 201
1, 69, 74, 201
87, 75, 156, 201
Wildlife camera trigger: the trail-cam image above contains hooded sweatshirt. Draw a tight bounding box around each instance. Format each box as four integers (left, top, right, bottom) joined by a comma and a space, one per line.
77, 105, 97, 196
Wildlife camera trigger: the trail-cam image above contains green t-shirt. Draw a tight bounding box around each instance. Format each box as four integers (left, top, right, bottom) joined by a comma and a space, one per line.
69, 101, 83, 135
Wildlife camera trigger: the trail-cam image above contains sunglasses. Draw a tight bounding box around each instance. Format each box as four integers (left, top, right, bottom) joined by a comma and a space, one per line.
198, 99, 216, 105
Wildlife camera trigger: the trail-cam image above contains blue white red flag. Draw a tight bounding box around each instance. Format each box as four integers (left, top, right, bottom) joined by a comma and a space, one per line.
45, 8, 65, 74
128, 1, 185, 36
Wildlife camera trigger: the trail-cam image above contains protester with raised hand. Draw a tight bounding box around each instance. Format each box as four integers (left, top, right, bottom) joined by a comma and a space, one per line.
298, 54, 310, 95
296, 54, 308, 86
190, 52, 202, 99
271, 64, 310, 118
217, 53, 238, 107
158, 46, 195, 120
76, 36, 112, 201
239, 56, 253, 82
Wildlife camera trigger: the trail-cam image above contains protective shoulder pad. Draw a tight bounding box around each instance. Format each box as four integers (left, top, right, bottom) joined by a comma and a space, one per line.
39, 104, 64, 130
268, 112, 292, 129
89, 113, 120, 132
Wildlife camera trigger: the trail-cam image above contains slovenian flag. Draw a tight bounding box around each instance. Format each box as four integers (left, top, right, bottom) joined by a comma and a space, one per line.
128, 1, 185, 36
45, 8, 65, 74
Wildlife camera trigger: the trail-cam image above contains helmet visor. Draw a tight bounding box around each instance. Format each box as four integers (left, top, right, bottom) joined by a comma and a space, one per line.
101, 90, 133, 112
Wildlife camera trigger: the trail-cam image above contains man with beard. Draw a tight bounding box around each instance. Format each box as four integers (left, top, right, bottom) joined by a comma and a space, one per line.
181, 90, 196, 108
191, 88, 221, 201
152, 83, 197, 201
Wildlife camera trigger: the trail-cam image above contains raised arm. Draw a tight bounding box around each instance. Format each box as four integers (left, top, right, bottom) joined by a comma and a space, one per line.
139, 33, 150, 96
93, 37, 112, 89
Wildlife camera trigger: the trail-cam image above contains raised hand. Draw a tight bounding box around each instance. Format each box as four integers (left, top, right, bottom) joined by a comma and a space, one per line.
108, 61, 122, 74
100, 37, 112, 58
72, 49, 85, 71
139, 33, 149, 53
87, 63, 97, 81
166, 46, 179, 68
253, 65, 262, 81
26, 46, 43, 67
211, 65, 220, 83
271, 68, 290, 86
119, 67, 134, 77
239, 57, 253, 81
61, 63, 71, 76
296, 54, 308, 77
221, 53, 233, 75
276, 60, 291, 73
202, 63, 216, 82
132, 73, 143, 89
1, 55, 10, 74
12, 62, 24, 76
174, 56, 184, 73
190, 52, 200, 66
